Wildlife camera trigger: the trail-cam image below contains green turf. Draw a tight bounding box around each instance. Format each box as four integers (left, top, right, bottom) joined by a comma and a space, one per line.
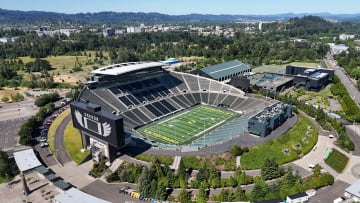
252, 64, 286, 74
64, 121, 90, 164
137, 105, 238, 145
325, 149, 349, 173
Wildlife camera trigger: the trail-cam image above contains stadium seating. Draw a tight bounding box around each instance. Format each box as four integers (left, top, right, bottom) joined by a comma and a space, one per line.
81, 70, 274, 144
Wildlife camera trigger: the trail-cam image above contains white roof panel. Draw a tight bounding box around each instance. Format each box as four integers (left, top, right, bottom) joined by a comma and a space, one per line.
53, 188, 111, 203
345, 179, 360, 198
13, 149, 41, 172
91, 61, 163, 76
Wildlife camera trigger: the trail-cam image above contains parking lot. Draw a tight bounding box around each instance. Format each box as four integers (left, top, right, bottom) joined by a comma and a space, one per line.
0, 118, 28, 150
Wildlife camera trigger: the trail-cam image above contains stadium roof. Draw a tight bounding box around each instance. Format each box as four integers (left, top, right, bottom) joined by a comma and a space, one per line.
91, 61, 163, 76
13, 149, 41, 172
200, 60, 250, 80
53, 188, 111, 203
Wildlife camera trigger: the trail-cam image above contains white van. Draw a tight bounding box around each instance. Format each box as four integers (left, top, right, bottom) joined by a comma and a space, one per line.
329, 134, 334, 139
308, 164, 315, 169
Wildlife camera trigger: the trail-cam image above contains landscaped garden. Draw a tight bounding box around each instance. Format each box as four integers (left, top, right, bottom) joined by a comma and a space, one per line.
240, 113, 318, 169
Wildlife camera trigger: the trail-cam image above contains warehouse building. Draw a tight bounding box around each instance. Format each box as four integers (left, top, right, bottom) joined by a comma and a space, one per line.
192, 60, 251, 82
248, 102, 293, 137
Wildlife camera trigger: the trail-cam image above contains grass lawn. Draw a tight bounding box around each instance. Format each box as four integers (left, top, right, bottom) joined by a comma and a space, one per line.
290, 62, 320, 68
252, 64, 286, 74
135, 154, 173, 166
240, 113, 318, 169
325, 149, 349, 173
182, 156, 202, 169
253, 62, 320, 74
64, 121, 89, 164
48, 108, 71, 156
138, 105, 238, 145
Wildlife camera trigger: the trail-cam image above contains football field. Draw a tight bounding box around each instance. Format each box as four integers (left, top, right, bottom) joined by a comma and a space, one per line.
137, 105, 238, 145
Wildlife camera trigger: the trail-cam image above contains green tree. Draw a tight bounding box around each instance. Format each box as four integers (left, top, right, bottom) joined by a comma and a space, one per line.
230, 145, 243, 157
0, 151, 12, 180
156, 178, 168, 200
261, 157, 282, 180
138, 167, 152, 197
196, 181, 208, 203
177, 187, 191, 203
177, 159, 186, 180
234, 184, 247, 201
150, 179, 158, 198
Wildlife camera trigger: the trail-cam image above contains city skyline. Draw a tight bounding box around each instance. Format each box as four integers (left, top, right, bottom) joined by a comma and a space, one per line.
1, 0, 360, 15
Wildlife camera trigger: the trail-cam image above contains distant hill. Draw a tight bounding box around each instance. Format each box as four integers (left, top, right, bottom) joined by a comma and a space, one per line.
1, 8, 360, 25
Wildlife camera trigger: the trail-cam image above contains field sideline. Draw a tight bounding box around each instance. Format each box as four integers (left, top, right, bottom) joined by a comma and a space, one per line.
137, 105, 238, 145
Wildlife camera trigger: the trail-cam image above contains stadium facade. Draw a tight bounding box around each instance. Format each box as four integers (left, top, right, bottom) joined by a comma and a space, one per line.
71, 61, 278, 161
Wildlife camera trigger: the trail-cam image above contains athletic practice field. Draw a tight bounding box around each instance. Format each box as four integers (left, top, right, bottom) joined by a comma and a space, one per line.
137, 105, 238, 145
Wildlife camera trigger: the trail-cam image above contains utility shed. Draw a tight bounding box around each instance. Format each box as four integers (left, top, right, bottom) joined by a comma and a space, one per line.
13, 149, 41, 172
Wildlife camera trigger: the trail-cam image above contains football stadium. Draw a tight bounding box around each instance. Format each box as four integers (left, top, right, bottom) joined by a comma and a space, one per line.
71, 61, 276, 161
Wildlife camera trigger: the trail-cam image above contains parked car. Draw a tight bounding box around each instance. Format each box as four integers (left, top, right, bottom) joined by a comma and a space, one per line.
40, 138, 47, 143
40, 142, 48, 148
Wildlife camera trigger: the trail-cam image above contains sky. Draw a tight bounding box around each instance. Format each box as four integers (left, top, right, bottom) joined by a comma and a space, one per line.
1, 0, 360, 15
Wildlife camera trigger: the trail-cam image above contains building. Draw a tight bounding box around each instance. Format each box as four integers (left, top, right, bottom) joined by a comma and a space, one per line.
328, 43, 349, 55
344, 179, 360, 202
229, 75, 251, 92
286, 192, 309, 203
53, 188, 111, 203
248, 102, 292, 137
354, 40, 360, 46
192, 60, 251, 82
103, 28, 115, 37
286, 65, 334, 91
339, 34, 355, 41
248, 73, 294, 93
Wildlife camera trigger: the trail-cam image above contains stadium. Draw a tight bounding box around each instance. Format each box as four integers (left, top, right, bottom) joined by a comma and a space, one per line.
71, 61, 277, 161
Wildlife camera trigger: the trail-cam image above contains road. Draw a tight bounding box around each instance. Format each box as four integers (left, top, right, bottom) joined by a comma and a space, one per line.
309, 180, 350, 203
325, 54, 360, 107
53, 114, 72, 165
0, 99, 38, 121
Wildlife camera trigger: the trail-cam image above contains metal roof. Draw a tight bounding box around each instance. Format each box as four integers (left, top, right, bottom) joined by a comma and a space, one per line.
13, 149, 41, 172
200, 60, 250, 80
53, 188, 111, 203
35, 165, 49, 174
45, 173, 58, 181
91, 61, 163, 76
53, 179, 71, 190
345, 179, 360, 198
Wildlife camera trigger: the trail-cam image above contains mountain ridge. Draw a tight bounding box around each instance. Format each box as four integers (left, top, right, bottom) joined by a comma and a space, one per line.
1, 8, 360, 25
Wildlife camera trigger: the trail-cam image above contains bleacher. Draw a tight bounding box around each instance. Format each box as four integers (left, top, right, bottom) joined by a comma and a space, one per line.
80, 69, 273, 138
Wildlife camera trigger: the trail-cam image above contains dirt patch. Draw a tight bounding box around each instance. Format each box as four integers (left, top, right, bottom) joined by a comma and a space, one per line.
0, 87, 28, 103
